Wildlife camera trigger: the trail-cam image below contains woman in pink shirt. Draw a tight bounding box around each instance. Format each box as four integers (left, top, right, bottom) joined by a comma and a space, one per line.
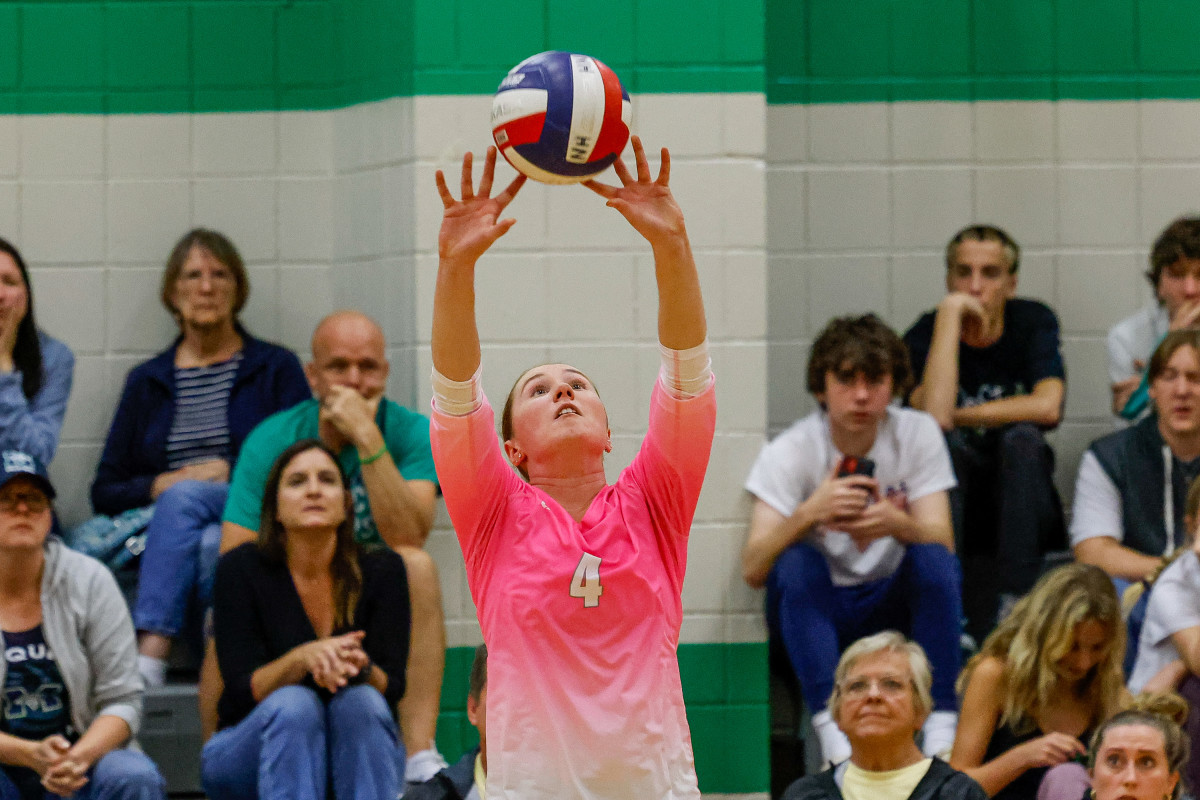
428, 138, 716, 800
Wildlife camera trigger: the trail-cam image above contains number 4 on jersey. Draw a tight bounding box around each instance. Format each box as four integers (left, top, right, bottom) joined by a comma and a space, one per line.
570, 552, 603, 608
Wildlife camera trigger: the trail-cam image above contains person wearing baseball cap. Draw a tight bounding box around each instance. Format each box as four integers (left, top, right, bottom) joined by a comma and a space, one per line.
0, 449, 165, 799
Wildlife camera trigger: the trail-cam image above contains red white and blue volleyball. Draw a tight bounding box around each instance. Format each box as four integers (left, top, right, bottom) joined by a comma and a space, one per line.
491, 52, 632, 185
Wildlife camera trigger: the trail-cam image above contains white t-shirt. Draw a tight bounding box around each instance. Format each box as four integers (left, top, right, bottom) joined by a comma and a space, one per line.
744, 407, 956, 587
1108, 302, 1167, 385
1129, 550, 1200, 692
1068, 450, 1125, 548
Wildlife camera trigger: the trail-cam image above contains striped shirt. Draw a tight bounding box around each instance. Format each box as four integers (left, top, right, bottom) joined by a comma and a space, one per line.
166, 352, 242, 469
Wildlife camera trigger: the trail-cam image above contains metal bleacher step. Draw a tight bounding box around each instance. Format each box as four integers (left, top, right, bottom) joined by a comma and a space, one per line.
140, 683, 204, 797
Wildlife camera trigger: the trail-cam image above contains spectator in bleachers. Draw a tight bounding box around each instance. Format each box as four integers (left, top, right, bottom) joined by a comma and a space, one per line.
781, 631, 986, 800
904, 224, 1066, 637
0, 449, 165, 799
742, 314, 961, 766
1038, 692, 1187, 800
1126, 470, 1200, 696
403, 644, 486, 800
205, 309, 444, 785
202, 439, 408, 800
1109, 217, 1200, 420
1072, 330, 1200, 586
89, 229, 310, 688
950, 563, 1125, 800
0, 238, 74, 466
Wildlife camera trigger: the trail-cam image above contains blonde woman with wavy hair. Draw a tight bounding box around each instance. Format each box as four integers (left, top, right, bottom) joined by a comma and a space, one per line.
950, 563, 1127, 800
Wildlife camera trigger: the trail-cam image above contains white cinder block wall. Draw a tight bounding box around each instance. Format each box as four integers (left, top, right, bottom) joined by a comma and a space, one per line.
765, 100, 1200, 502
0, 93, 768, 650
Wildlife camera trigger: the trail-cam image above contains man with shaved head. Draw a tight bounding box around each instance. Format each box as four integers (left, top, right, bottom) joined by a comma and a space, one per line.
203, 310, 447, 782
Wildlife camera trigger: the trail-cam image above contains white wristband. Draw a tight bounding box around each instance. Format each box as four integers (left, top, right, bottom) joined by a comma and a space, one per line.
432, 367, 482, 416
659, 340, 713, 399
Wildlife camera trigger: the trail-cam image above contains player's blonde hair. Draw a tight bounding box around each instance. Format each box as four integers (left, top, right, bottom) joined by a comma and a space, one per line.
957, 563, 1125, 736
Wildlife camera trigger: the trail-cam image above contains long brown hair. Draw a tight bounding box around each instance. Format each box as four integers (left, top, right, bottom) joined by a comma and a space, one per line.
258, 439, 362, 629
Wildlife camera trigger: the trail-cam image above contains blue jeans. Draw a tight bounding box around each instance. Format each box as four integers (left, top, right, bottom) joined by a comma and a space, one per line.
201, 685, 403, 800
0, 748, 165, 800
133, 480, 227, 637
767, 542, 962, 713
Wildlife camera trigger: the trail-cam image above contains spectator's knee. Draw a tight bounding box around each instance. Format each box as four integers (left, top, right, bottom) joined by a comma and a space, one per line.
770, 543, 829, 596
155, 479, 224, 520
999, 422, 1047, 460
261, 685, 324, 733
331, 685, 391, 724
905, 544, 961, 596
92, 749, 166, 793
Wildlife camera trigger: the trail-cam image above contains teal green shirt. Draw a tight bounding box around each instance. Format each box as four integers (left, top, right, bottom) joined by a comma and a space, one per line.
223, 397, 438, 544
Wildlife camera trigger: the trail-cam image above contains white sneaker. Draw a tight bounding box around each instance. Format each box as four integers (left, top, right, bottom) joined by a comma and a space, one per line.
812, 710, 851, 767
137, 655, 166, 689
921, 711, 958, 759
405, 746, 449, 784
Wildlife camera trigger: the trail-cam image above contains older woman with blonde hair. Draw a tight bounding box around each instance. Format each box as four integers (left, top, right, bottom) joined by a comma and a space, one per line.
950, 563, 1127, 800
782, 631, 985, 800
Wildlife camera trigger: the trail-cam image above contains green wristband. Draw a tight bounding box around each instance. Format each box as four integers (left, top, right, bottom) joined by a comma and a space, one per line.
361, 444, 388, 465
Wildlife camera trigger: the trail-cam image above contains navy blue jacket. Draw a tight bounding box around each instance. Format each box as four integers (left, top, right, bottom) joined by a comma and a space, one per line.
91, 329, 309, 515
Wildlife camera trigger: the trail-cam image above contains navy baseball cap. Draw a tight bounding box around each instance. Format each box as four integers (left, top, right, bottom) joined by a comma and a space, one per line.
0, 450, 55, 499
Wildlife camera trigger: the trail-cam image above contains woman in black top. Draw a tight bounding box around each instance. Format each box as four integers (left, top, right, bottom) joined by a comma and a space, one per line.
201, 439, 410, 800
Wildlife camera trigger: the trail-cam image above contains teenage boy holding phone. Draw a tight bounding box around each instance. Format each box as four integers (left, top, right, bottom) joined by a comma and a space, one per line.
741, 314, 961, 766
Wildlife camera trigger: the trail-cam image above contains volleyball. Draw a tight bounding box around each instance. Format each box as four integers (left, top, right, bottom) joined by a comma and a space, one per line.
491, 51, 632, 185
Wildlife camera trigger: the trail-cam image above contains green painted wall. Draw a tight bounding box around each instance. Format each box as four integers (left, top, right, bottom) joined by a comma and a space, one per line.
767, 0, 1200, 103
0, 0, 763, 114
434, 642, 770, 795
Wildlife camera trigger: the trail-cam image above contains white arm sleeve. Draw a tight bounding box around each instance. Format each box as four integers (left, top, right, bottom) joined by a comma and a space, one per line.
659, 340, 713, 399
1069, 450, 1124, 547
432, 367, 482, 416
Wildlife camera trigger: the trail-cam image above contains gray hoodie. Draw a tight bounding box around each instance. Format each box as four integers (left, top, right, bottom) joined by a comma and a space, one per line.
0, 537, 142, 739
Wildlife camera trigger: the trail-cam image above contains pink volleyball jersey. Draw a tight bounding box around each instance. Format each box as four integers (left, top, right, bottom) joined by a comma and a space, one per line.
431, 378, 716, 800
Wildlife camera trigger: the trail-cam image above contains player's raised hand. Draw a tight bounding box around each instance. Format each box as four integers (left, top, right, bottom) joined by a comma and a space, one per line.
584, 136, 685, 248
436, 147, 527, 266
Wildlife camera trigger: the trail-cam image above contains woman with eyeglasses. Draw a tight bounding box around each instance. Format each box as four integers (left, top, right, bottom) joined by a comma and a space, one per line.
89, 229, 310, 688
950, 563, 1127, 800
0, 450, 165, 799
782, 631, 985, 800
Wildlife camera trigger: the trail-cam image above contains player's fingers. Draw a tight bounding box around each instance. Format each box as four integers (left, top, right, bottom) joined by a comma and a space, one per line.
613, 153, 634, 186
460, 152, 475, 201
582, 179, 617, 199
494, 174, 527, 209
435, 170, 455, 209
631, 136, 651, 183
656, 147, 671, 185
478, 147, 497, 198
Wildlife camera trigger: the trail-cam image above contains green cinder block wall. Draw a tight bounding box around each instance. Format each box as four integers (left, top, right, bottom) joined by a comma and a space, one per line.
766, 0, 1200, 104
0, 0, 764, 115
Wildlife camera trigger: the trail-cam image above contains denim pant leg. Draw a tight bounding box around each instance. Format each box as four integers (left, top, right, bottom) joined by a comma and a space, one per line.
996, 423, 1064, 593
769, 543, 843, 713
76, 749, 166, 800
0, 768, 33, 800
134, 481, 229, 636
890, 544, 963, 711
327, 686, 403, 800
201, 685, 327, 800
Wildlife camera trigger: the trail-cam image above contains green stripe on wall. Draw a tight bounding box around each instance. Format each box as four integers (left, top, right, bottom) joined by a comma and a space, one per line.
767, 0, 1200, 104
0, 0, 763, 114
434, 642, 770, 795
